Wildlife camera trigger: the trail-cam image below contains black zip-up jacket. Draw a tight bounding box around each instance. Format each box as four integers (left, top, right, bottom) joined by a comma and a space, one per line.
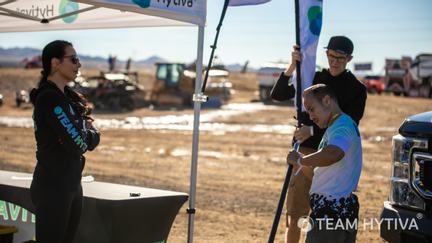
271, 69, 367, 149
31, 80, 100, 191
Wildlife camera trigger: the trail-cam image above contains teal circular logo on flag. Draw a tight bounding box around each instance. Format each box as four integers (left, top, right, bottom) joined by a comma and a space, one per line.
308, 6, 322, 36
59, 0, 79, 24
132, 0, 151, 8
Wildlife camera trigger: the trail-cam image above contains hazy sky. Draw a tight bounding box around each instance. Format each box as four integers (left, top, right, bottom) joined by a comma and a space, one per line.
0, 0, 431, 74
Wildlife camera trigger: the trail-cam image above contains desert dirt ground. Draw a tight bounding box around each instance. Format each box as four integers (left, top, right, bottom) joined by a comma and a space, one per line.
1, 68, 432, 242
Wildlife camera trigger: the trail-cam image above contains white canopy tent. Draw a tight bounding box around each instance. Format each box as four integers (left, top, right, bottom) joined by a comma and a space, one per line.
0, 0, 206, 242
0, 0, 205, 31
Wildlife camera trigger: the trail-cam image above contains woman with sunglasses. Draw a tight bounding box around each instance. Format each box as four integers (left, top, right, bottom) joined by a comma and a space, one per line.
29, 40, 100, 243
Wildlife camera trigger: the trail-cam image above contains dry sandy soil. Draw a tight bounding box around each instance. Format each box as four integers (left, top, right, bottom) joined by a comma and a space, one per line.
1, 68, 431, 242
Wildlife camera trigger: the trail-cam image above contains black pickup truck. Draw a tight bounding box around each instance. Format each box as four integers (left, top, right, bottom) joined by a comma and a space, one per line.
380, 111, 432, 243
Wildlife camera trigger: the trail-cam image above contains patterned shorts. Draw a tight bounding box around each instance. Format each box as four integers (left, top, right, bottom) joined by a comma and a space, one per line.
309, 193, 359, 222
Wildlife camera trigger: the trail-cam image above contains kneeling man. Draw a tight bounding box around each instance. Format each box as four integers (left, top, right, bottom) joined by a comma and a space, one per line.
287, 84, 362, 243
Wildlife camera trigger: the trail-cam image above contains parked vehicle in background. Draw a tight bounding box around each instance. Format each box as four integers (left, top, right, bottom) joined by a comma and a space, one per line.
150, 62, 232, 108
380, 111, 432, 243
362, 75, 385, 94
69, 71, 145, 111
257, 62, 287, 102
0, 94, 3, 107
15, 89, 30, 107
384, 54, 432, 97
20, 55, 42, 69
257, 62, 323, 102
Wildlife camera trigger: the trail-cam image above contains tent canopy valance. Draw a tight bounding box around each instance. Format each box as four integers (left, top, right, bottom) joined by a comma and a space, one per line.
0, 0, 206, 32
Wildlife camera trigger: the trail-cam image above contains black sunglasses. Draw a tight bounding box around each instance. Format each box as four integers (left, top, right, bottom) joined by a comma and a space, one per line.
63, 55, 80, 64
326, 51, 349, 63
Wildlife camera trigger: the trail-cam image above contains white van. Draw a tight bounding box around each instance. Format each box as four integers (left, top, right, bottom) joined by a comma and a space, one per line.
258, 62, 324, 101
257, 62, 288, 101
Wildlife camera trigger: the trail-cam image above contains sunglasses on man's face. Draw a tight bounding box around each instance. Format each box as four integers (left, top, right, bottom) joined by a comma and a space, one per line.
326, 51, 349, 63
63, 55, 80, 64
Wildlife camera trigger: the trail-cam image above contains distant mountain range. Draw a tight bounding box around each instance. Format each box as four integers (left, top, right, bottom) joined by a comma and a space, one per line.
0, 47, 253, 72
0, 47, 166, 70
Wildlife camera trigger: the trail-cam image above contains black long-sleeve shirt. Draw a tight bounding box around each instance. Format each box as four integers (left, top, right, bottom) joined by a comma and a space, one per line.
31, 80, 100, 191
271, 69, 367, 149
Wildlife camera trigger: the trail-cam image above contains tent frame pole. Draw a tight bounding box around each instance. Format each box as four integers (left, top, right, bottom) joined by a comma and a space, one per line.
187, 24, 205, 243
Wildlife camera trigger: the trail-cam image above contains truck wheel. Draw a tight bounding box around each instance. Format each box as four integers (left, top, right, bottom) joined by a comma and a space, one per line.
107, 96, 120, 110
120, 97, 135, 111
259, 87, 269, 101
419, 84, 430, 98
222, 87, 231, 101
183, 95, 193, 106
429, 77, 432, 98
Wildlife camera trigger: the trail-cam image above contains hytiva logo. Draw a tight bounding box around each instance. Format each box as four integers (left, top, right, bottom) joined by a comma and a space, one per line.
133, 0, 151, 8
156, 0, 194, 8
15, 4, 54, 18
308, 6, 322, 36
0, 200, 35, 223
59, 0, 79, 24
54, 106, 88, 151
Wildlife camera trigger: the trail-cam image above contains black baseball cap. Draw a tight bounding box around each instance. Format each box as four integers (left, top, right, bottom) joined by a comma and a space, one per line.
325, 36, 354, 55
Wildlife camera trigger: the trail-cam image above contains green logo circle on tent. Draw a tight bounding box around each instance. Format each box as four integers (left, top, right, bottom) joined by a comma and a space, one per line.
308, 6, 322, 36
132, 0, 151, 8
59, 0, 79, 24
54, 106, 63, 115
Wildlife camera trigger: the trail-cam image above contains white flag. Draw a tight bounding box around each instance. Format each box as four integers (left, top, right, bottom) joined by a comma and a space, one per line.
228, 0, 271, 6
293, 0, 323, 110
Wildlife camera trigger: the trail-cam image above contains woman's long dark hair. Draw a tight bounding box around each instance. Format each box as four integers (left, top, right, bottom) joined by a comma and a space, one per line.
30, 40, 92, 119
39, 40, 72, 87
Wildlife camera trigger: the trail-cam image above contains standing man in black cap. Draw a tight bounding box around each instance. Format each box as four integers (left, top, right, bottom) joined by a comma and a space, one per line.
271, 36, 367, 243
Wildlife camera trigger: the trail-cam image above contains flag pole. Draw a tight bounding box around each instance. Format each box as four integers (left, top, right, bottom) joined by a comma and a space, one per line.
267, 0, 301, 242
201, 0, 230, 93
294, 0, 302, 118
267, 143, 298, 243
